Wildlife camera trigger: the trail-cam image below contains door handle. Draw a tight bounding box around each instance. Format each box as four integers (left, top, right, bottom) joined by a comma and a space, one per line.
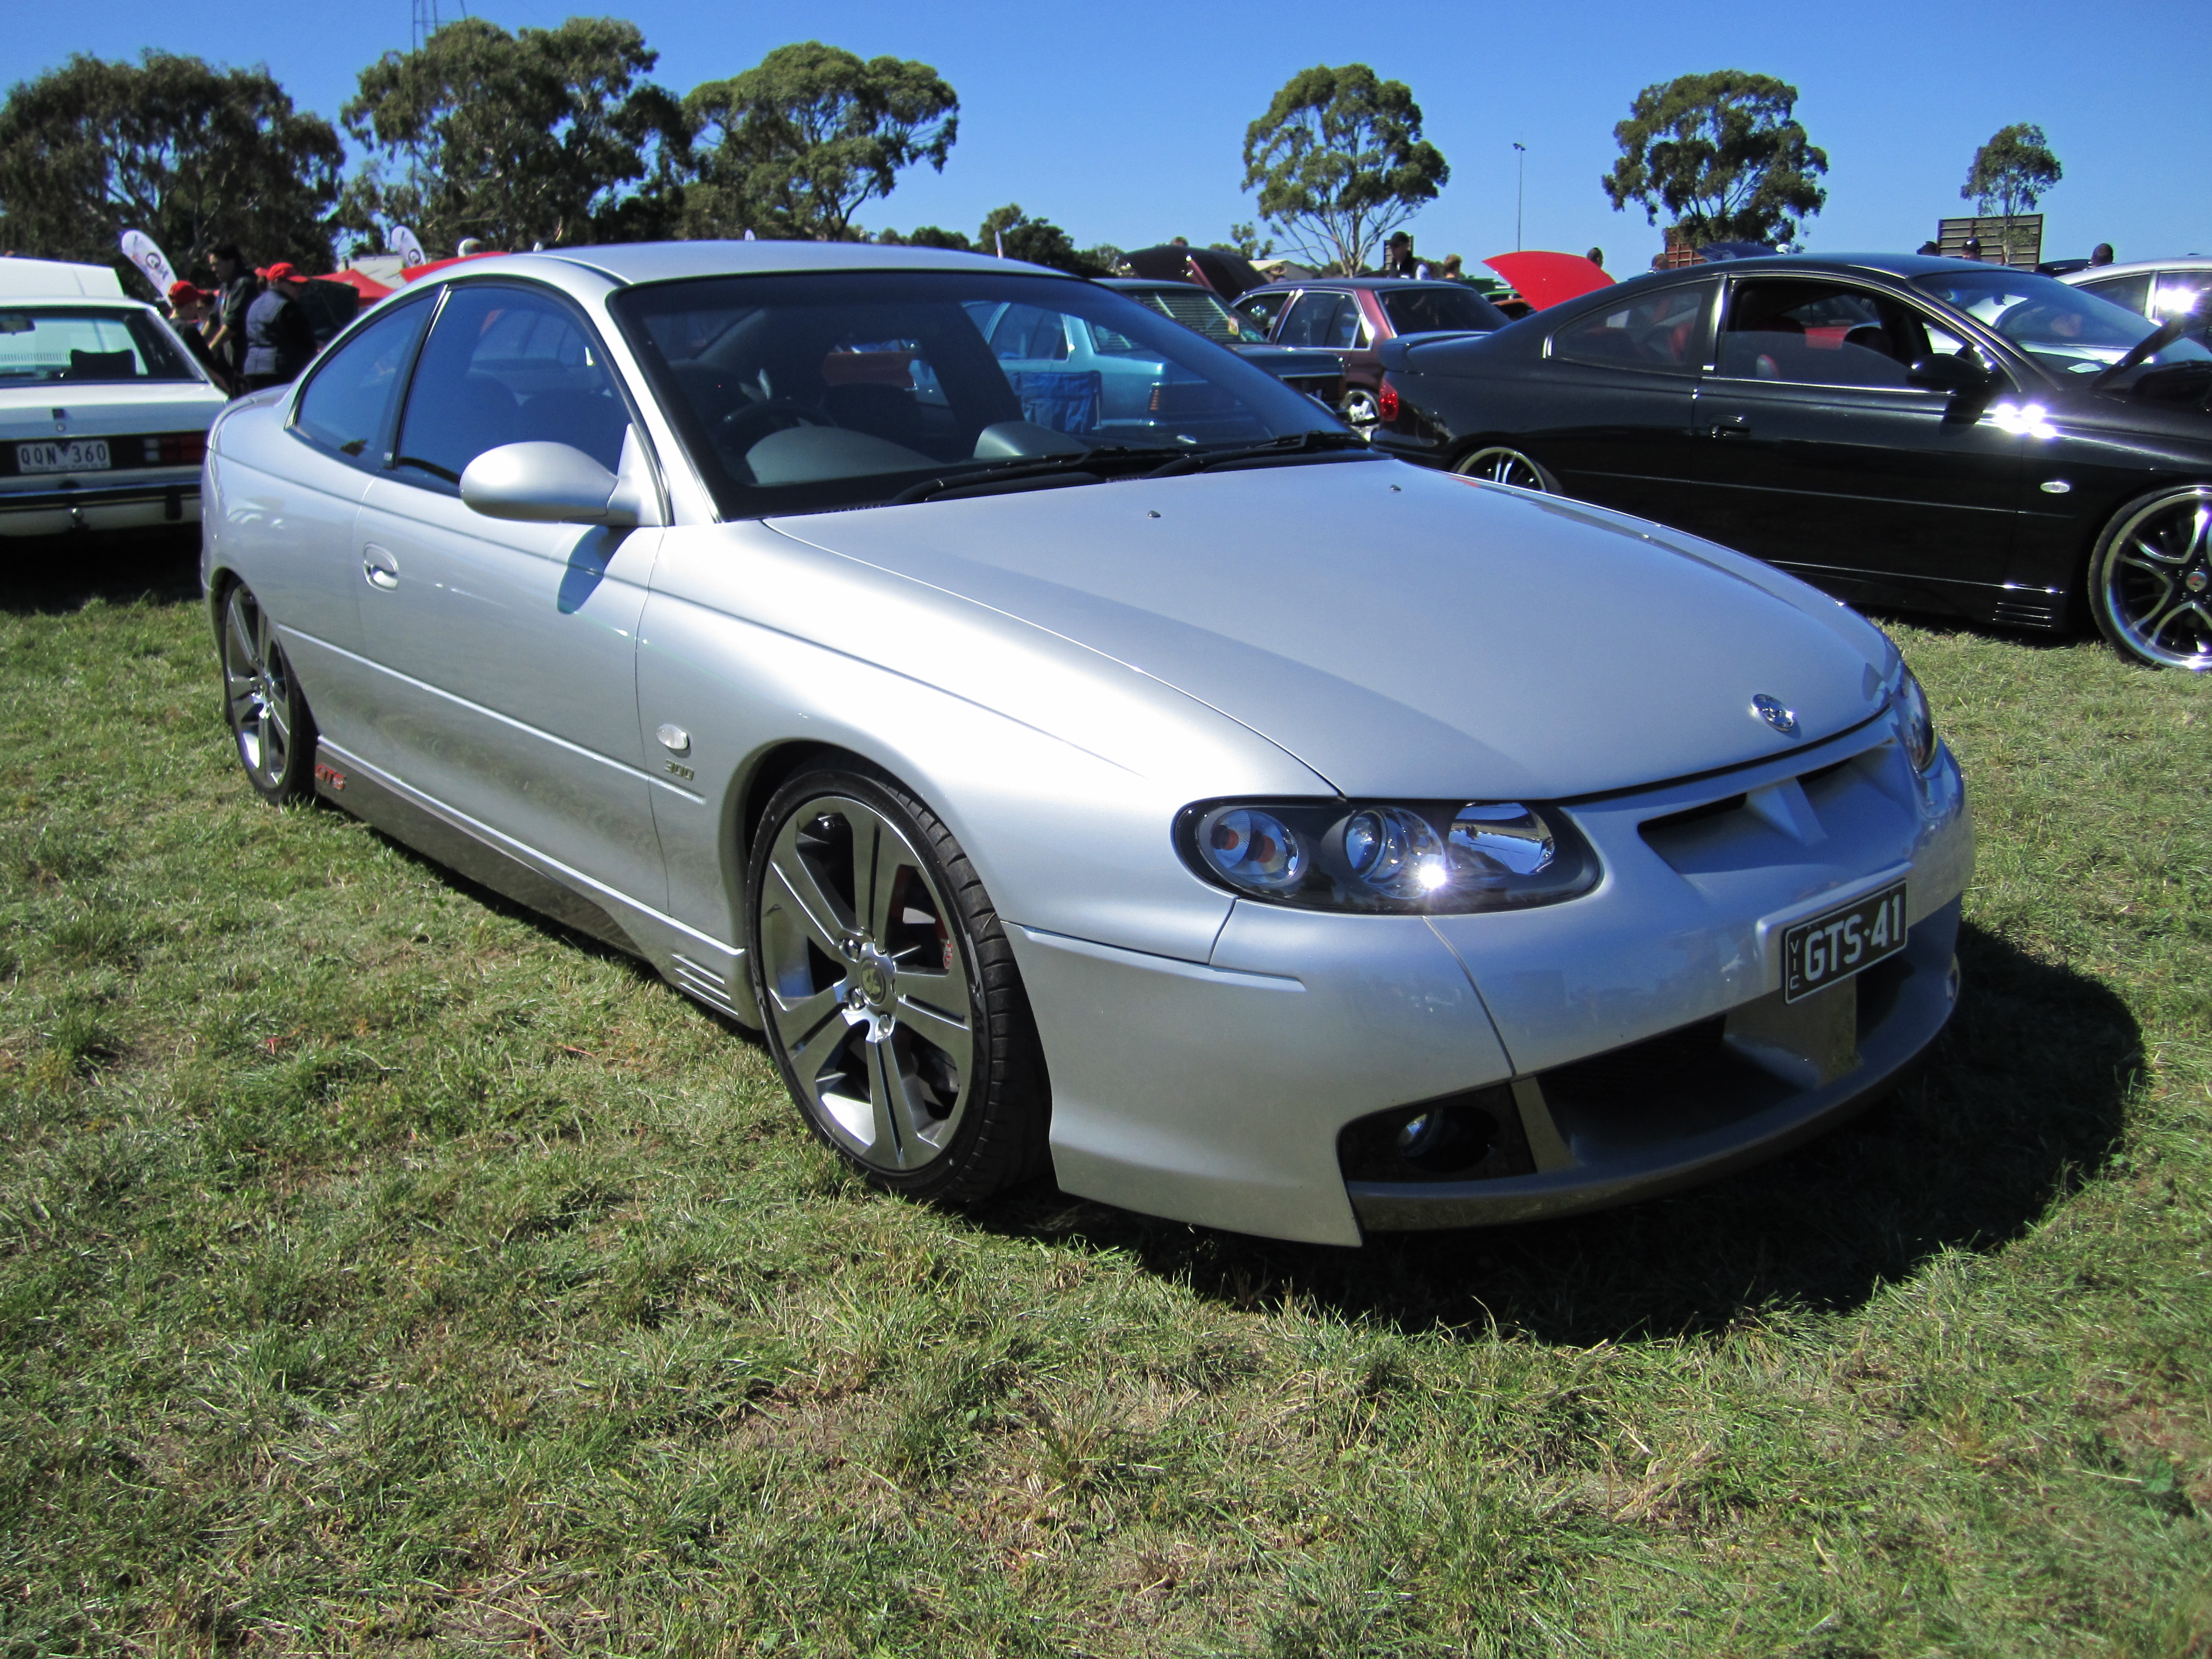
362, 545, 399, 590
1708, 417, 1751, 439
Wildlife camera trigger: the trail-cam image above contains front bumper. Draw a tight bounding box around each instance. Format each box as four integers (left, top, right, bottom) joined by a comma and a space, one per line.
1010, 714, 1973, 1247
0, 475, 201, 537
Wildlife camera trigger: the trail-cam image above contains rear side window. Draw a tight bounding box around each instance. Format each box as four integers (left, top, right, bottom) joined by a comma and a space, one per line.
2075, 272, 2151, 316
393, 284, 630, 488
1379, 286, 1509, 336
1551, 284, 1713, 373
1279, 292, 1360, 349
293, 299, 433, 464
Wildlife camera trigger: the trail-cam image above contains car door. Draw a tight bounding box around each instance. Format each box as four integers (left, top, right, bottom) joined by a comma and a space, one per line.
350, 280, 669, 909
237, 295, 435, 743
1518, 278, 1715, 527
1691, 275, 2025, 603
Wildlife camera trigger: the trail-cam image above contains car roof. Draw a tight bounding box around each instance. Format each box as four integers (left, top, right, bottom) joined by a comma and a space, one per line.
0, 258, 132, 301
450, 240, 1076, 290
2057, 257, 2212, 281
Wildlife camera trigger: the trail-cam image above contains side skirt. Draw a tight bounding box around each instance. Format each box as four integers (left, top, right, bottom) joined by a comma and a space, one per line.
310, 739, 758, 1028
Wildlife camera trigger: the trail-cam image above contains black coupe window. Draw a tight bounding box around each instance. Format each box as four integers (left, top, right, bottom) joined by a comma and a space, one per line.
1716, 281, 1922, 388
1550, 284, 1713, 373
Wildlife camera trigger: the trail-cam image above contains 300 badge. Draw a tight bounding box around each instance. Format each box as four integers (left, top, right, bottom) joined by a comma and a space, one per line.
1783, 881, 1907, 1003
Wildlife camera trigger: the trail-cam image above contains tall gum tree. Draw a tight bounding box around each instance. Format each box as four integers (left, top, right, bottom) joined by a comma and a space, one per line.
1601, 70, 1827, 249
0, 51, 343, 281
1242, 65, 1447, 275
684, 44, 956, 242
342, 17, 687, 256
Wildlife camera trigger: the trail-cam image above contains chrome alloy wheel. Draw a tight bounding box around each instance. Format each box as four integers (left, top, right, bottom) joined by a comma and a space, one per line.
1339, 388, 1380, 437
221, 584, 302, 793
756, 793, 977, 1173
2092, 486, 2212, 670
1453, 445, 1552, 492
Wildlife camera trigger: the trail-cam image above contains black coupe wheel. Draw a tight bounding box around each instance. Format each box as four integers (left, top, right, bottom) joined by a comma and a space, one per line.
219, 580, 317, 804
1452, 445, 1559, 493
746, 764, 1050, 1203
2087, 485, 2212, 671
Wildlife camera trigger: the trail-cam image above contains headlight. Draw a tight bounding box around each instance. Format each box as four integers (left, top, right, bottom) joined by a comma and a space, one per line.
1182, 799, 1599, 913
1893, 667, 1936, 772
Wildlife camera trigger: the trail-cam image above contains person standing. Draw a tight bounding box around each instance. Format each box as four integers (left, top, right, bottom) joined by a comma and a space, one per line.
164, 281, 232, 393
240, 263, 317, 392
204, 245, 257, 385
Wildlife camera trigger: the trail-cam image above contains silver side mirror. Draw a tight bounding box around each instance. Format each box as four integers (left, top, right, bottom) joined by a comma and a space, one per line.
460, 440, 642, 526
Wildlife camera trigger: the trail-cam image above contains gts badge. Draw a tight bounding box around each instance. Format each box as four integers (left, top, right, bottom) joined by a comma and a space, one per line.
665, 759, 696, 781
313, 761, 346, 792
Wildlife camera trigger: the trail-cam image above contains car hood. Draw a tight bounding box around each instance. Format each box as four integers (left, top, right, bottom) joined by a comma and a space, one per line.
767, 459, 1896, 799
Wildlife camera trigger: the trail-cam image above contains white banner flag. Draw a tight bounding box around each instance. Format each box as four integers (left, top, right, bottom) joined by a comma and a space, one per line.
120, 229, 180, 297
391, 225, 428, 268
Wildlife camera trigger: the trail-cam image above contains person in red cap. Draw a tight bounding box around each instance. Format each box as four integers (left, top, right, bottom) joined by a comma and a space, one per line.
240, 261, 316, 392
163, 280, 233, 392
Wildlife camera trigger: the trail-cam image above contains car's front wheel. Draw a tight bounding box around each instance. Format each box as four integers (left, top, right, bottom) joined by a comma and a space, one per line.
1452, 445, 1559, 493
746, 763, 1050, 1203
218, 579, 317, 804
2087, 485, 2212, 670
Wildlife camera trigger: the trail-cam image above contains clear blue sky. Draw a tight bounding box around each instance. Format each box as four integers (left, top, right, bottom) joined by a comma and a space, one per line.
15, 0, 2210, 267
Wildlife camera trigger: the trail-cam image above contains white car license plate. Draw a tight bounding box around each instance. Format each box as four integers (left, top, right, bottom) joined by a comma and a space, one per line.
1783, 881, 1907, 1003
17, 439, 111, 474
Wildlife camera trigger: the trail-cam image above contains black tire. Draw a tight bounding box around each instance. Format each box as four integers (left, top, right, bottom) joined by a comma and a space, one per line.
746, 762, 1050, 1203
2084, 484, 2212, 671
217, 578, 318, 804
1451, 444, 1560, 493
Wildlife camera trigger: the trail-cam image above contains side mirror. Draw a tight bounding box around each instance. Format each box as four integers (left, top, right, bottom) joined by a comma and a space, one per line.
1907, 353, 1991, 394
460, 441, 639, 526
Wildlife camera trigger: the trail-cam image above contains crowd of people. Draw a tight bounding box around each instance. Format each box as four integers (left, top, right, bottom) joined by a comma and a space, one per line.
161, 245, 318, 397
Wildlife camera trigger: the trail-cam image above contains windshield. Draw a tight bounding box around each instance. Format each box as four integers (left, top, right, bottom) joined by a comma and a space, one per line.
0, 307, 197, 384
1379, 285, 1510, 336
1115, 284, 1274, 346
1914, 269, 2212, 378
611, 271, 1344, 518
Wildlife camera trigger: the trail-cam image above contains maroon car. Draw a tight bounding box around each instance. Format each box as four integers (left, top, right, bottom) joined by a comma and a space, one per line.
1232, 278, 1511, 434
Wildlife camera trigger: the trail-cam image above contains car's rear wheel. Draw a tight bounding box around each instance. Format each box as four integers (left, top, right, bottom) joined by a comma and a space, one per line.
747, 764, 1050, 1203
219, 580, 317, 804
2087, 485, 2212, 670
1452, 445, 1559, 493
1339, 388, 1381, 437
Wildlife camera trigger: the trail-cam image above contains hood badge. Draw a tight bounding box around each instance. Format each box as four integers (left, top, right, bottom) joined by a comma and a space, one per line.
1753, 694, 1799, 736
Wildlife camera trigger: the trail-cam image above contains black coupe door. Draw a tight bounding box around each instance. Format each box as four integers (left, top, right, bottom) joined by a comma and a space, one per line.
1691, 276, 2026, 612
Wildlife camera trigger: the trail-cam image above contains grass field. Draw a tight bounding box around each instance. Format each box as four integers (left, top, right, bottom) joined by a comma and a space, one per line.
2, 542, 2207, 1657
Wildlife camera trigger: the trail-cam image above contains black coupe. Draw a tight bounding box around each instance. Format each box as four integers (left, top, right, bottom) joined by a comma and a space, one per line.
1371, 253, 2212, 670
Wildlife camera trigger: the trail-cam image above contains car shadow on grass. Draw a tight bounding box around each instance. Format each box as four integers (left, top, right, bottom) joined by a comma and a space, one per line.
985, 920, 2141, 1345
0, 533, 202, 614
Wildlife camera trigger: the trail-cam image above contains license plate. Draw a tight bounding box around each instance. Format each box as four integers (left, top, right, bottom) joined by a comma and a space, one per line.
1783, 881, 1907, 1003
17, 439, 111, 474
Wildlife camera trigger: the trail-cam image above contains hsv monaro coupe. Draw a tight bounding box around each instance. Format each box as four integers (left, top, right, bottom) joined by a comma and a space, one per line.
203, 243, 1972, 1246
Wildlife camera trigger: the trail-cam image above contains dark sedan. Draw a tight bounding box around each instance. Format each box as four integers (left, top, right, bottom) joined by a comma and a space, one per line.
1233, 277, 1510, 435
1371, 253, 2212, 670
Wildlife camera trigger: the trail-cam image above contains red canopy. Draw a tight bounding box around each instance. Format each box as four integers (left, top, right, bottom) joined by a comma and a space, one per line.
398, 250, 506, 283
316, 268, 392, 302
1481, 251, 1614, 311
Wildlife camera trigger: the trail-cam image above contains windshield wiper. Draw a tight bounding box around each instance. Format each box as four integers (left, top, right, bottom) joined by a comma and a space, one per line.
1140, 429, 1373, 477
888, 445, 1192, 505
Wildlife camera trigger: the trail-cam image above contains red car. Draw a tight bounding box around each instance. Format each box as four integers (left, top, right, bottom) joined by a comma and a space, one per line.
1231, 277, 1510, 434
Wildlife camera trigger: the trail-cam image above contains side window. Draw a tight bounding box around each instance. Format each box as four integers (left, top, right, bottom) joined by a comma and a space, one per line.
1551, 283, 1713, 373
1235, 291, 1289, 335
1280, 292, 1356, 348
293, 299, 433, 464
2076, 273, 2152, 316
1716, 280, 1916, 388
393, 285, 630, 488
986, 304, 1070, 362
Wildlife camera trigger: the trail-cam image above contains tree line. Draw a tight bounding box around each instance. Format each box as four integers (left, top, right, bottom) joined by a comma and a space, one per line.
0, 26, 2066, 292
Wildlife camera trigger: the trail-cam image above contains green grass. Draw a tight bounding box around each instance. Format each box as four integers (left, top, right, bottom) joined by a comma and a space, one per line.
2, 545, 2208, 1656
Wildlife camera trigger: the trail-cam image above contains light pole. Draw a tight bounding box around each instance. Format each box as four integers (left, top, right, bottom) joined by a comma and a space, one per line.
1513, 142, 1526, 250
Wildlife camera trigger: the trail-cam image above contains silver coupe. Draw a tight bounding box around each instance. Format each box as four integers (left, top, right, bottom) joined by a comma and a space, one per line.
202, 243, 1973, 1246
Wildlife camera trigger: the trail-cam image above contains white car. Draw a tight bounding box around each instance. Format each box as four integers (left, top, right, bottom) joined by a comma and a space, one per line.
2059, 257, 2212, 334
201, 242, 1974, 1246
0, 258, 227, 539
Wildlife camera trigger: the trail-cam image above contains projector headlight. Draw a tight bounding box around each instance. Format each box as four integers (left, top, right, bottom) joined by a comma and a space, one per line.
1182, 799, 1599, 913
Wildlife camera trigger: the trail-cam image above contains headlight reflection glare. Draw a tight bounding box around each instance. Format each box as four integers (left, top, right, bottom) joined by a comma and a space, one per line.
1894, 668, 1936, 772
